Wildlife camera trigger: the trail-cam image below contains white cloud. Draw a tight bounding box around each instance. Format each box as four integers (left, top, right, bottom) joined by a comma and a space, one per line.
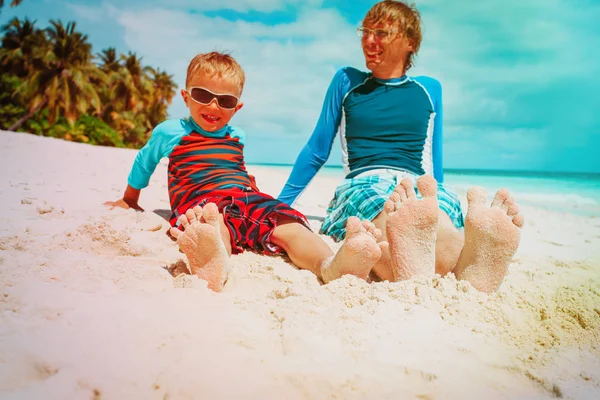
60, 0, 600, 171
103, 4, 364, 140
66, 3, 105, 22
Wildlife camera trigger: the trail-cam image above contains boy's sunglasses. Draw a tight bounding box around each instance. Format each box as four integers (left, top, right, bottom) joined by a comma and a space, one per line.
187, 87, 239, 109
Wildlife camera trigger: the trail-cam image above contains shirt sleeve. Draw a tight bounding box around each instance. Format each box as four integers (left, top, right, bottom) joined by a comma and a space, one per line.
277, 68, 350, 205
416, 76, 444, 183
127, 124, 171, 189
431, 80, 444, 183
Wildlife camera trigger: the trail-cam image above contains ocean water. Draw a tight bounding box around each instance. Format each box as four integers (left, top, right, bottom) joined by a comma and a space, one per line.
250, 164, 600, 217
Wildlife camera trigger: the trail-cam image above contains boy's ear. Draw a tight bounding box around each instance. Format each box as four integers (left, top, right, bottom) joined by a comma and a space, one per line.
234, 102, 244, 113
181, 89, 189, 106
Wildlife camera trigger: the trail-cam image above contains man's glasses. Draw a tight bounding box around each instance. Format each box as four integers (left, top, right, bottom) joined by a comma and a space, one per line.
187, 87, 239, 109
357, 27, 397, 41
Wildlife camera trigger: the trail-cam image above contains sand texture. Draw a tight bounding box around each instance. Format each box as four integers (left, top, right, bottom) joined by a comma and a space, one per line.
0, 131, 599, 399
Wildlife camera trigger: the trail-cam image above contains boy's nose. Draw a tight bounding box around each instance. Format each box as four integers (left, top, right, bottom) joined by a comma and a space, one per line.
207, 98, 220, 109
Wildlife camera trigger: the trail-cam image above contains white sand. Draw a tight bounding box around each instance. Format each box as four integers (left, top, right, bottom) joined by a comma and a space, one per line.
0, 130, 599, 399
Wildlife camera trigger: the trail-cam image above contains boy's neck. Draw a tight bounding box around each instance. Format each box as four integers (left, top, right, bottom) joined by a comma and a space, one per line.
187, 116, 229, 136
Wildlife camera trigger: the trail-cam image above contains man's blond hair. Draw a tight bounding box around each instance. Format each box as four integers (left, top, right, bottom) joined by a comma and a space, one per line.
363, 1, 422, 72
185, 51, 245, 93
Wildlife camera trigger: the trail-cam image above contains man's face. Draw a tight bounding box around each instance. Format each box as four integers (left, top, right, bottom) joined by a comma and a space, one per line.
360, 20, 413, 77
181, 73, 244, 132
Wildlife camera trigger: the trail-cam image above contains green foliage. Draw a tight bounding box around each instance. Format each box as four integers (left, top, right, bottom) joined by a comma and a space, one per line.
0, 73, 26, 129
0, 16, 177, 149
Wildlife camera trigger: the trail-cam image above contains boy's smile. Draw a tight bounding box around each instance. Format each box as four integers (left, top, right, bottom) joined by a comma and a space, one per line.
181, 74, 244, 132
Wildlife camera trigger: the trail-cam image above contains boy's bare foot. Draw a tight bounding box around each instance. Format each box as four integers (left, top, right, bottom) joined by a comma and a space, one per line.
454, 187, 524, 293
321, 217, 387, 284
169, 203, 230, 292
384, 175, 439, 281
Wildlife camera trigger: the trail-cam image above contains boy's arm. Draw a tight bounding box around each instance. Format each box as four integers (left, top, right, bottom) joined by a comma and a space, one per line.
106, 124, 170, 210
277, 69, 349, 205
105, 184, 143, 211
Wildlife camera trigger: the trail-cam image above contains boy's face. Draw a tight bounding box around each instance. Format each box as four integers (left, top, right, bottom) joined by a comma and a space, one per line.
181, 73, 244, 132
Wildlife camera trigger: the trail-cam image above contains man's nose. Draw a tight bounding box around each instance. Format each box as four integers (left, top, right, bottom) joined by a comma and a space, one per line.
363, 32, 377, 46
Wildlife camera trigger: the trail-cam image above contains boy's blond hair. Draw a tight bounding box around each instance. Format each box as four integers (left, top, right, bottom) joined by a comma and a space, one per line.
185, 51, 245, 93
363, 1, 422, 72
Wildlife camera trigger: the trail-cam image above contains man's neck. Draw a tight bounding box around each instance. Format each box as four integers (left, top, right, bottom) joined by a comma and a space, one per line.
370, 62, 407, 80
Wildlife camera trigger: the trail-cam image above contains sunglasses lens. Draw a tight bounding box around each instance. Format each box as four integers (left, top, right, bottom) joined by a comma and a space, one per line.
190, 87, 214, 104
217, 95, 238, 109
190, 88, 238, 109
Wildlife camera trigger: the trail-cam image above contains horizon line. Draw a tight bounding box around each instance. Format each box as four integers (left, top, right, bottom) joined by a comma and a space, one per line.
246, 162, 600, 178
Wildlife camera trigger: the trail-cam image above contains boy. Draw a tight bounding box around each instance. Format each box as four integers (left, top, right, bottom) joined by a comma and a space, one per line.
106, 52, 387, 292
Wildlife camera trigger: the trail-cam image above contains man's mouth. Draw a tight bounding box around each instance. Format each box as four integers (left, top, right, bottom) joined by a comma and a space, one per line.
365, 50, 382, 60
201, 114, 220, 123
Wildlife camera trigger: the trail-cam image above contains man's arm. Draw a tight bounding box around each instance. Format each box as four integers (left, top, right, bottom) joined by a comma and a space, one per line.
415, 76, 444, 183
278, 69, 350, 205
431, 80, 444, 183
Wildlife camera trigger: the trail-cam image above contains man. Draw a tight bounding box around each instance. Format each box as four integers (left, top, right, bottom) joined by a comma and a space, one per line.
278, 0, 524, 293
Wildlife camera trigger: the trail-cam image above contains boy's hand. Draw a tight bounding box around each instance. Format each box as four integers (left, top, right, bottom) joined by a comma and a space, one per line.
104, 198, 144, 212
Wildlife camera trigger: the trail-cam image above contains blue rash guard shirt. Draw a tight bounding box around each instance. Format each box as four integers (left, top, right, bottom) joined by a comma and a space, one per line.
277, 67, 444, 206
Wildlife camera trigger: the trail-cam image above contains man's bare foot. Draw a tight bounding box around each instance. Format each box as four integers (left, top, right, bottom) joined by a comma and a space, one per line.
321, 217, 387, 284
169, 203, 230, 292
453, 187, 524, 293
384, 175, 439, 281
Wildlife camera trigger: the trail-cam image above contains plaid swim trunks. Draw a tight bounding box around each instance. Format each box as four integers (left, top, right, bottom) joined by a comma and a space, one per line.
320, 170, 464, 242
170, 188, 311, 255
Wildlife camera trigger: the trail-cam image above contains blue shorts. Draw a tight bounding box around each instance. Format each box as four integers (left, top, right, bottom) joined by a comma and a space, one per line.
320, 171, 464, 242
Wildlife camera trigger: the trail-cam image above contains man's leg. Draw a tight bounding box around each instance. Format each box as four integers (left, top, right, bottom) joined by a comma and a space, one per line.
453, 187, 524, 293
434, 211, 464, 276
269, 217, 386, 283
371, 207, 464, 281
169, 203, 233, 292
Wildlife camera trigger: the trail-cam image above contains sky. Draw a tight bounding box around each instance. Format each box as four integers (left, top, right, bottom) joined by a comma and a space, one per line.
2, 0, 599, 173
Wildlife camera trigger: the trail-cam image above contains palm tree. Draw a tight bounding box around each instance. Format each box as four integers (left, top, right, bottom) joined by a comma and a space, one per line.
0, 17, 46, 77
144, 66, 177, 126
96, 47, 120, 73
9, 20, 104, 131
0, 0, 24, 11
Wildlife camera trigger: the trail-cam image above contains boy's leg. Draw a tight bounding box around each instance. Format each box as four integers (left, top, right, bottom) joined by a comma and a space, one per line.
169, 203, 232, 292
269, 217, 386, 283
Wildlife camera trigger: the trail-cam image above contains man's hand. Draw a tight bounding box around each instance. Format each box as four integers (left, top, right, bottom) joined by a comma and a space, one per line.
104, 198, 144, 212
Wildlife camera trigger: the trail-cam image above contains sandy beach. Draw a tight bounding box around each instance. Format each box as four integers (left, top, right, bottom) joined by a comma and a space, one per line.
0, 130, 599, 399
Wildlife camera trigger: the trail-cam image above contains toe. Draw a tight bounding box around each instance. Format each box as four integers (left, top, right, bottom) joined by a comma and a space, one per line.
384, 199, 396, 214
345, 216, 362, 237
401, 177, 417, 199
507, 203, 519, 217
178, 214, 190, 229
185, 208, 197, 223
202, 203, 220, 226
500, 196, 515, 212
169, 227, 182, 239
416, 175, 438, 198
466, 187, 487, 207
372, 227, 382, 239
491, 188, 511, 208
378, 241, 389, 252
393, 183, 408, 202
193, 205, 204, 220
512, 213, 525, 228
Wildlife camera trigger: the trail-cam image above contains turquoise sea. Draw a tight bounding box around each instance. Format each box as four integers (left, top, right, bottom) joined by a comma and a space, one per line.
249, 164, 600, 217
